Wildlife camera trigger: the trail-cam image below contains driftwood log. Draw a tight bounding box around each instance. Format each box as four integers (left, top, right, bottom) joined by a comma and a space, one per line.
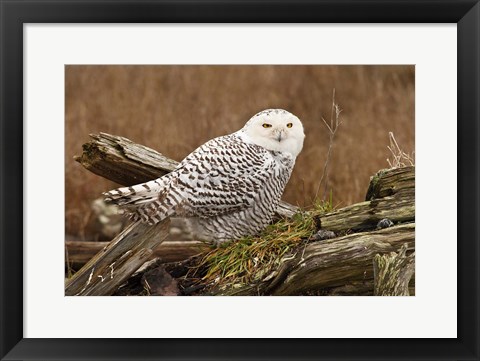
65, 220, 171, 295
65, 239, 209, 270
373, 243, 415, 296
213, 223, 414, 296
67, 132, 415, 296
320, 167, 414, 232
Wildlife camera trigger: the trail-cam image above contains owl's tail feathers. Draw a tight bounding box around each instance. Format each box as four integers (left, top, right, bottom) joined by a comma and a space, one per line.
103, 178, 167, 206
103, 177, 177, 225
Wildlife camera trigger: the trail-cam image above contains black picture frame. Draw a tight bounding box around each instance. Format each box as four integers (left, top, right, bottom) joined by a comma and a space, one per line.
1, 1, 479, 360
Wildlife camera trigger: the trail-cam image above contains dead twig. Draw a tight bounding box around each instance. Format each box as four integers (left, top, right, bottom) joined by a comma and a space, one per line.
315, 89, 344, 201
387, 132, 415, 169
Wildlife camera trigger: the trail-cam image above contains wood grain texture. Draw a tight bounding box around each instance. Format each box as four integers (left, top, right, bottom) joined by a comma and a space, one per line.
214, 223, 415, 296
65, 239, 209, 269
65, 220, 170, 296
319, 167, 415, 233
373, 243, 415, 296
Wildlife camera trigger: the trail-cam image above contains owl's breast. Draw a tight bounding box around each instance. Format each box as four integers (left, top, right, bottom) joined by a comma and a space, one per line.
269, 150, 295, 169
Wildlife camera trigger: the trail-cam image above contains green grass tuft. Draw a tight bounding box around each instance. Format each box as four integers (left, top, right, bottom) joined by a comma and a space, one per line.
190, 199, 334, 290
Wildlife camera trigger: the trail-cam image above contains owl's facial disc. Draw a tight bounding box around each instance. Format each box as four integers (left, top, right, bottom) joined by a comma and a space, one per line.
242, 109, 305, 157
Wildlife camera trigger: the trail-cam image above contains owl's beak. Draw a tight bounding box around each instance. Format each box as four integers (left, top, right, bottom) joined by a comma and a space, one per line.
275, 129, 285, 142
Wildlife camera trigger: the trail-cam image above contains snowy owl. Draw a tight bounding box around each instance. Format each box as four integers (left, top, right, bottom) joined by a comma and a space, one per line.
104, 109, 305, 243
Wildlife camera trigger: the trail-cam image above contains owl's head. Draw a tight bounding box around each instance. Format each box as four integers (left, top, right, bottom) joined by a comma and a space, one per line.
241, 109, 305, 157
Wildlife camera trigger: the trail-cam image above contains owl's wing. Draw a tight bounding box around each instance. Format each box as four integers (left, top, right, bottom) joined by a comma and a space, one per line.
174, 134, 274, 218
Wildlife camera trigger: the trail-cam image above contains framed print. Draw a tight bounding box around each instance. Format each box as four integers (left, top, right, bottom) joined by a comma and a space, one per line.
1, 0, 479, 360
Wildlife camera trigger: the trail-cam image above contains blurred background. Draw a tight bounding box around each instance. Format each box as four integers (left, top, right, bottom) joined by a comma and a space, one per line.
65, 65, 414, 241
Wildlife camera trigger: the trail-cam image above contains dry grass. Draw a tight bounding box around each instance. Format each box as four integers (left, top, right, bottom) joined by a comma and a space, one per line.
387, 132, 415, 168
315, 88, 344, 201
65, 65, 415, 238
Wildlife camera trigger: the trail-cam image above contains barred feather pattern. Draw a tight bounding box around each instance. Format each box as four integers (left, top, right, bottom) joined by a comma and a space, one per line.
104, 109, 304, 243
104, 134, 294, 242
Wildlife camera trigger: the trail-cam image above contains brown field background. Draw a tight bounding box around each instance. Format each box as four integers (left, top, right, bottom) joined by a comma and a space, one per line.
65, 65, 414, 239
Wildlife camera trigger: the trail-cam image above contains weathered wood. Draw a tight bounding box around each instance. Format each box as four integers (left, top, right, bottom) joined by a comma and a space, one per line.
74, 133, 177, 186
65, 239, 210, 269
65, 219, 170, 296
75, 132, 298, 219
213, 223, 415, 296
324, 281, 375, 296
325, 281, 415, 296
65, 240, 104, 269
272, 223, 415, 295
319, 167, 415, 233
373, 243, 415, 296
365, 166, 415, 200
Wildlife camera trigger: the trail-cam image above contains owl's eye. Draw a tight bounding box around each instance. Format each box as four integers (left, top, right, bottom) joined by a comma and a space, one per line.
286, 123, 293, 128
262, 123, 272, 128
